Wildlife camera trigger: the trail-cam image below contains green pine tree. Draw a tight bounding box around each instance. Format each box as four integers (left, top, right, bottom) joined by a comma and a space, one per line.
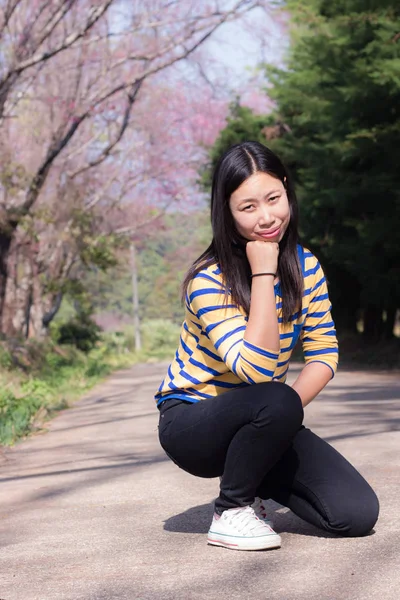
205, 0, 400, 341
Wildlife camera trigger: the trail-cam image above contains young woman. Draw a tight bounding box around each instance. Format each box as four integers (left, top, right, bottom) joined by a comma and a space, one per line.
155, 141, 379, 551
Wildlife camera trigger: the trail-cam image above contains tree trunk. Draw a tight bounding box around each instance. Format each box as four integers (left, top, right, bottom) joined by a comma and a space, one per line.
0, 231, 13, 329
0, 236, 49, 340
1, 249, 32, 338
333, 304, 359, 335
363, 304, 384, 342
27, 273, 48, 340
328, 266, 360, 336
130, 243, 141, 351
383, 306, 397, 340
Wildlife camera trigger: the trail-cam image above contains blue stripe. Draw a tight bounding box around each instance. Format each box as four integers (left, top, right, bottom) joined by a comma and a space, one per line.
189, 357, 221, 377
273, 368, 288, 380
186, 302, 197, 316
190, 319, 203, 330
302, 321, 335, 332
311, 293, 329, 303
307, 310, 328, 319
197, 304, 237, 317
168, 365, 174, 381
277, 359, 289, 367
179, 369, 202, 385
304, 251, 313, 258
306, 360, 335, 378
205, 314, 241, 335
241, 367, 255, 384
210, 379, 241, 388
193, 272, 225, 287
304, 348, 338, 357
175, 349, 185, 370
189, 287, 223, 302
180, 336, 193, 356
241, 356, 275, 377
303, 335, 336, 344
183, 322, 199, 342
215, 325, 247, 350
278, 307, 308, 323
232, 354, 239, 376
304, 264, 319, 277
323, 330, 337, 336
212, 266, 222, 275
243, 340, 279, 359
311, 275, 326, 293
156, 393, 199, 406
223, 338, 241, 361
198, 344, 223, 362
298, 244, 305, 276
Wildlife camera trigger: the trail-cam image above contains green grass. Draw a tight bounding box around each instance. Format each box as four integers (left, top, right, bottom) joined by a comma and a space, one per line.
0, 321, 180, 446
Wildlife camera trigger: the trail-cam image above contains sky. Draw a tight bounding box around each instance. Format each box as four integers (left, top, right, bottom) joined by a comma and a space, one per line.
183, 3, 290, 114
204, 4, 288, 86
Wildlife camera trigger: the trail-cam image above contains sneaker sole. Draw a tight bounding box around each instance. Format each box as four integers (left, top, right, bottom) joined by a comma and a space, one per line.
207, 534, 281, 551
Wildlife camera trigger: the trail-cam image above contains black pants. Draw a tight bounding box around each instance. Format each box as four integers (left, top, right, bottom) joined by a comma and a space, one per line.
158, 382, 379, 537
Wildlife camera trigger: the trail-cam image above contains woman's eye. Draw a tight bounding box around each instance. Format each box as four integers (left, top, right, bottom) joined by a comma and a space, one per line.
269, 195, 279, 202
242, 205, 254, 211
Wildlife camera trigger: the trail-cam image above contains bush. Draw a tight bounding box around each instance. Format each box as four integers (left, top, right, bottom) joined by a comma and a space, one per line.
0, 388, 41, 445
0, 345, 12, 369
141, 319, 180, 358
99, 330, 136, 354
56, 315, 101, 352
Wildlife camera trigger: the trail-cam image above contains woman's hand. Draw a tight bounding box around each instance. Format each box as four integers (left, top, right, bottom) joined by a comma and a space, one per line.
246, 240, 279, 275
244, 239, 280, 352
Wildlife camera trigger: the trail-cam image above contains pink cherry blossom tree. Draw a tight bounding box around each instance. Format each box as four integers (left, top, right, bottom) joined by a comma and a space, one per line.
0, 0, 268, 338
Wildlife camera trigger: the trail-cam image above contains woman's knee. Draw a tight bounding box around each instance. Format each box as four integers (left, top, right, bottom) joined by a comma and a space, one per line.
251, 381, 304, 430
327, 486, 379, 537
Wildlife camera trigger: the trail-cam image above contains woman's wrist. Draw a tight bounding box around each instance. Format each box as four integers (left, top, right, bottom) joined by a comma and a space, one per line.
251, 272, 276, 278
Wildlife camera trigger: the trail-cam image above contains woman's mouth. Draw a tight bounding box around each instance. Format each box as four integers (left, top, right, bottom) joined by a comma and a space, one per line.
257, 226, 281, 239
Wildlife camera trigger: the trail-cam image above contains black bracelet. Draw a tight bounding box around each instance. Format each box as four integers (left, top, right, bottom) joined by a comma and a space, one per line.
251, 272, 276, 278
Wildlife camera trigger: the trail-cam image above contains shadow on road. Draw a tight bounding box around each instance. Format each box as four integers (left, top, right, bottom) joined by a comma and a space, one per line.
163, 500, 346, 539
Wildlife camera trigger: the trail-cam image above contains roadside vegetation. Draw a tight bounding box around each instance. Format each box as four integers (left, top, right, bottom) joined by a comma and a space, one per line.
0, 319, 180, 446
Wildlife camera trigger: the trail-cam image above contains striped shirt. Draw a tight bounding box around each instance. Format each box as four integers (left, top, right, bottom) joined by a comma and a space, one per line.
155, 245, 338, 406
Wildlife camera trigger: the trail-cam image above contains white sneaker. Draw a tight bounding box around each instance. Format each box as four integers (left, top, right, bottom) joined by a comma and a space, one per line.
207, 505, 281, 551
252, 497, 274, 527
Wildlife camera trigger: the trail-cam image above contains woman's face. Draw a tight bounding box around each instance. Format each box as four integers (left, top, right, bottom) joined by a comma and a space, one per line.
229, 171, 290, 243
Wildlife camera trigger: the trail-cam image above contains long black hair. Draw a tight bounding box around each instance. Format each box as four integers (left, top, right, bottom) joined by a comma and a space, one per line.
182, 141, 303, 323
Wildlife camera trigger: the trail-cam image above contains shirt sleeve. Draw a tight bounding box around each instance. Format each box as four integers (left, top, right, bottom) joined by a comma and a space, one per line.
187, 271, 279, 384
300, 260, 339, 378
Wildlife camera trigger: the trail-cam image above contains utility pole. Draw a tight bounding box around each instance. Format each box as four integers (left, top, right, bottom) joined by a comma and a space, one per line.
130, 242, 141, 351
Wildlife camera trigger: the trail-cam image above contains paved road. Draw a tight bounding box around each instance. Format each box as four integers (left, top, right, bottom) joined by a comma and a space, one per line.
0, 362, 399, 600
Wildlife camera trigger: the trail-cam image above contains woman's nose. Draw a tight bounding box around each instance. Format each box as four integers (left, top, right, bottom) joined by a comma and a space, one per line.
258, 207, 275, 226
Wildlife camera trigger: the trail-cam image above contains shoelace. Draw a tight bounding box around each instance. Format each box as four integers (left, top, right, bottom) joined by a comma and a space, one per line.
255, 498, 268, 518
223, 506, 272, 535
